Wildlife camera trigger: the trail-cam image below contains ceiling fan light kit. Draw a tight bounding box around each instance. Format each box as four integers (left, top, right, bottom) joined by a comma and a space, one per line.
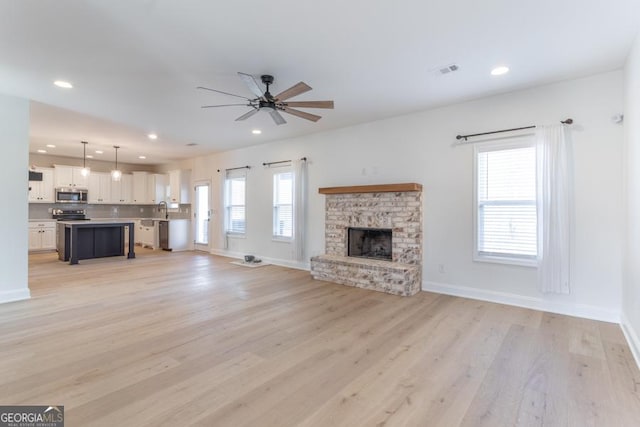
199, 72, 334, 125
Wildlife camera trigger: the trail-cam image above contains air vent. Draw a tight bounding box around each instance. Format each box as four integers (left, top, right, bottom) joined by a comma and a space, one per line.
439, 64, 459, 74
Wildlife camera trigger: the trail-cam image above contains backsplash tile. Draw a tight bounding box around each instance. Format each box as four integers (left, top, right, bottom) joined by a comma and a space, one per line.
29, 203, 191, 220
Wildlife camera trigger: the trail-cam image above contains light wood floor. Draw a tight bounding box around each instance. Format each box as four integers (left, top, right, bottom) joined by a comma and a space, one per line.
1, 250, 639, 426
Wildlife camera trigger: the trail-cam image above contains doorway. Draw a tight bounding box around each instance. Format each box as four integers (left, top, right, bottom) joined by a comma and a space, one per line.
194, 181, 210, 251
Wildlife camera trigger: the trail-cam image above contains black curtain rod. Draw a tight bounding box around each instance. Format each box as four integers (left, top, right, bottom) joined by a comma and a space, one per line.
262, 157, 307, 167
263, 160, 291, 166
216, 165, 251, 173
456, 118, 573, 141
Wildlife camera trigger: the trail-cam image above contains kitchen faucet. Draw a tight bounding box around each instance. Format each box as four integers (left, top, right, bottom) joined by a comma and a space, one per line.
157, 201, 168, 219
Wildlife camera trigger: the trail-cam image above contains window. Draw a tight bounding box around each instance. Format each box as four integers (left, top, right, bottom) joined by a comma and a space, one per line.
475, 139, 537, 265
273, 171, 293, 239
224, 172, 246, 234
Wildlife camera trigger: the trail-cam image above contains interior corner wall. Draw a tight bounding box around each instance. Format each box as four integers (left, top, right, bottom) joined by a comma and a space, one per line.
622, 32, 640, 365
0, 93, 30, 303
193, 70, 625, 322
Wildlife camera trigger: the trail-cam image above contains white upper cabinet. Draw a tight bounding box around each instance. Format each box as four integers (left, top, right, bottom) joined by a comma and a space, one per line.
169, 169, 191, 204
132, 172, 149, 204
148, 173, 168, 204
54, 165, 89, 189
28, 167, 54, 203
111, 174, 132, 204
88, 172, 112, 204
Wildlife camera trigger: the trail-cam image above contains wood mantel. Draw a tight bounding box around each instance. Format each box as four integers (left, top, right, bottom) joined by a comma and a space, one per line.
318, 183, 422, 194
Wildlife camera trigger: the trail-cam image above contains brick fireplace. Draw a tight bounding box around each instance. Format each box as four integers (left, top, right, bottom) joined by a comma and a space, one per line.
310, 183, 423, 296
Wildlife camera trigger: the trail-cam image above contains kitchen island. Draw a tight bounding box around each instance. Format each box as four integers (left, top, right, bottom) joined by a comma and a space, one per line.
57, 220, 135, 265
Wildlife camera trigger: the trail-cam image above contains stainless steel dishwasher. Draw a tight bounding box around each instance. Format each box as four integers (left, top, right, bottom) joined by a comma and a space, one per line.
159, 220, 170, 251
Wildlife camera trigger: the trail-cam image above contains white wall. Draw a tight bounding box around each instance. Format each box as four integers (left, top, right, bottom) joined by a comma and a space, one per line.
622, 33, 640, 364
193, 71, 625, 321
1, 94, 30, 303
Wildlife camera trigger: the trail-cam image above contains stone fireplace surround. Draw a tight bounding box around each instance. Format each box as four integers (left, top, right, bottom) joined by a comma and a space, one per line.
310, 183, 423, 296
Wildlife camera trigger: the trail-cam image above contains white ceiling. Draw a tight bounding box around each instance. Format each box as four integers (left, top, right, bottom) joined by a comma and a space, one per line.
1, 1, 639, 164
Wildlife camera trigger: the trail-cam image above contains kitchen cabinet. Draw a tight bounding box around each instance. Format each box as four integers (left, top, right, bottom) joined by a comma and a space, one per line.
111, 173, 132, 204
57, 220, 135, 264
148, 173, 168, 204
28, 167, 54, 202
137, 219, 158, 248
132, 172, 149, 204
29, 221, 56, 251
168, 169, 191, 204
54, 165, 89, 189
88, 172, 112, 204
131, 172, 167, 204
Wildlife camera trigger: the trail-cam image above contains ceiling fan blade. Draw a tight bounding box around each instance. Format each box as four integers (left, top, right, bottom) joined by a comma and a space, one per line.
274, 82, 312, 101
282, 107, 322, 122
270, 110, 287, 125
235, 108, 260, 121
237, 72, 265, 99
201, 103, 250, 108
196, 86, 251, 100
283, 100, 334, 109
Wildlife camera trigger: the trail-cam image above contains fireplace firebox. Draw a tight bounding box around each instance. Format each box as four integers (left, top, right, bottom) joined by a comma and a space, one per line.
348, 227, 392, 261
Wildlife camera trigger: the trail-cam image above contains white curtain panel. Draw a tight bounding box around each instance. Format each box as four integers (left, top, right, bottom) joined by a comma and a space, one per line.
293, 159, 308, 262
536, 124, 571, 294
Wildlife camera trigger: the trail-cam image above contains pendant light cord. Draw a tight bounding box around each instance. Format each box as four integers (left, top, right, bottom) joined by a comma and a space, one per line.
82, 140, 87, 168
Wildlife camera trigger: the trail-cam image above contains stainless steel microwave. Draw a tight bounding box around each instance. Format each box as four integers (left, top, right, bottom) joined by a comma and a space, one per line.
55, 187, 88, 204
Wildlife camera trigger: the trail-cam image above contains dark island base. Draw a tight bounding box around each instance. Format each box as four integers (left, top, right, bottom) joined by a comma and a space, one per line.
58, 222, 135, 265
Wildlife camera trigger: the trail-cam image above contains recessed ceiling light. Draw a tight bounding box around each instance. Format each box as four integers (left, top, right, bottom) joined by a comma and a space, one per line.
491, 66, 510, 76
37, 149, 47, 153
46, 144, 56, 148
95, 150, 103, 154
53, 80, 73, 89
86, 155, 94, 159
148, 133, 158, 140
252, 129, 262, 135
138, 155, 147, 159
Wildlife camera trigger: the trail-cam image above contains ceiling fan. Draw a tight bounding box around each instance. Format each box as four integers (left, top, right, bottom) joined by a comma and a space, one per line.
197, 72, 334, 125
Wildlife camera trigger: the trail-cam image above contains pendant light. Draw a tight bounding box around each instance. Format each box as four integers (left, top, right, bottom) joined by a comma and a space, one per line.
111, 145, 122, 181
80, 141, 90, 177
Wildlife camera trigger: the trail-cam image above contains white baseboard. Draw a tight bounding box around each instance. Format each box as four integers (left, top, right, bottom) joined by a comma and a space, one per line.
0, 288, 31, 304
620, 312, 640, 371
209, 249, 310, 271
422, 280, 620, 323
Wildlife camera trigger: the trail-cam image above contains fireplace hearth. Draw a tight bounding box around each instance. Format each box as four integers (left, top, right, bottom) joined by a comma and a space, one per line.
348, 227, 392, 261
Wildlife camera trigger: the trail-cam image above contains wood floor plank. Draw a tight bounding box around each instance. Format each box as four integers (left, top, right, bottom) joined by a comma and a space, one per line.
0, 250, 637, 426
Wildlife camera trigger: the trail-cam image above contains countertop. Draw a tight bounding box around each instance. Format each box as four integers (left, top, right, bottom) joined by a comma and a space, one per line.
56, 219, 136, 225
30, 217, 188, 223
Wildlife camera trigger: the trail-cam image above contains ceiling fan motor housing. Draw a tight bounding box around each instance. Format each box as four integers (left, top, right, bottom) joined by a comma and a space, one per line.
259, 99, 277, 112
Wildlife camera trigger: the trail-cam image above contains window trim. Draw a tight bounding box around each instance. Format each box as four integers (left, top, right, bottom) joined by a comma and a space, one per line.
473, 137, 538, 268
224, 173, 247, 236
272, 169, 294, 240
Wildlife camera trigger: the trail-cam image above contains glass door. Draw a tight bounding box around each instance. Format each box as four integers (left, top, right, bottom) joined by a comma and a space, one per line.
194, 181, 210, 251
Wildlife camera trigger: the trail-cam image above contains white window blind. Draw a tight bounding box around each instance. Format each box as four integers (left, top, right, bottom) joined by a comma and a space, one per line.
225, 171, 246, 234
476, 141, 537, 263
273, 171, 293, 238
